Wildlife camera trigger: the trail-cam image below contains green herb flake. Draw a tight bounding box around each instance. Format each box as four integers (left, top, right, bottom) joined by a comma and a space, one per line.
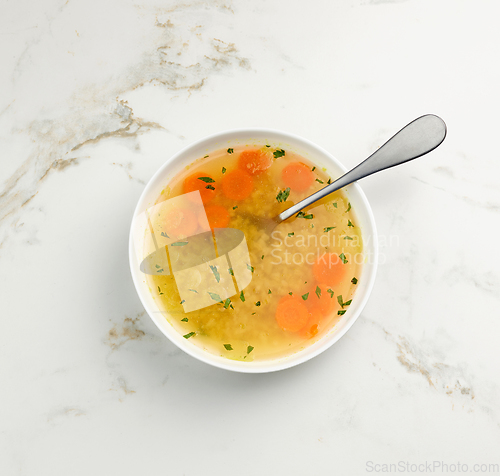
181, 317, 188, 322
315, 285, 321, 298
344, 236, 353, 240
227, 148, 234, 154
247, 345, 254, 354
332, 202, 337, 208
208, 292, 223, 302
324, 226, 336, 233
233, 206, 238, 210
288, 292, 293, 296
337, 310, 346, 316
351, 277, 358, 285
268, 289, 272, 294
224, 343, 233, 350
222, 167, 226, 174
188, 288, 198, 293
157, 286, 164, 295
183, 331, 195, 339
297, 212, 313, 219
265, 145, 271, 148
315, 178, 324, 184
348, 220, 354, 227
343, 299, 352, 307
302, 293, 309, 301
327, 178, 332, 185
339, 253, 348, 264
155, 264, 160, 269
240, 291, 245, 302
346, 202, 351, 212
288, 232, 294, 237
223, 298, 231, 309
251, 312, 256, 315
171, 241, 188, 247
261, 255, 264, 260
156, 269, 164, 273
273, 148, 285, 158
247, 264, 254, 273
203, 155, 209, 158
160, 231, 169, 238
276, 187, 291, 203
337, 295, 344, 307
255, 301, 261, 307
210, 265, 220, 283
180, 300, 186, 304
327, 288, 334, 298
228, 268, 234, 276
197, 176, 215, 183
312, 166, 316, 171
205, 184, 215, 190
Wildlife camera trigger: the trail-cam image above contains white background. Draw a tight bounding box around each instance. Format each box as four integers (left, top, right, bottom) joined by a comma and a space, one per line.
1, 0, 499, 474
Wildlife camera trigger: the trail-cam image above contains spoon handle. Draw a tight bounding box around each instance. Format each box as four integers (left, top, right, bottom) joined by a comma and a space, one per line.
278, 114, 447, 223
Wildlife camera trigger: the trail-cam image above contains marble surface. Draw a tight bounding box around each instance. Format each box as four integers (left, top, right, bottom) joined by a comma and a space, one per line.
1, 0, 499, 474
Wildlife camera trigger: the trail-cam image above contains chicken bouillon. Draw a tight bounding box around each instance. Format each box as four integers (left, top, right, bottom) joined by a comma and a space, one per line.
146, 144, 363, 362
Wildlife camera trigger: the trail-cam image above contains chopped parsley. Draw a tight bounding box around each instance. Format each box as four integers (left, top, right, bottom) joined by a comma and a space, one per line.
265, 145, 271, 148
337, 310, 346, 316
157, 286, 164, 295
337, 295, 352, 308
255, 301, 261, 307
351, 277, 358, 285
344, 236, 353, 240
324, 226, 336, 233
327, 288, 334, 298
273, 149, 285, 158
276, 187, 291, 203
247, 264, 254, 273
315, 285, 321, 298
268, 289, 272, 294
315, 179, 324, 184
223, 298, 231, 309
156, 269, 164, 273
288, 292, 293, 296
240, 291, 245, 302
228, 268, 234, 276
261, 255, 264, 259
339, 253, 348, 264
197, 176, 215, 183
296, 211, 313, 219
180, 300, 186, 304
183, 332, 195, 339
232, 206, 238, 210
332, 202, 337, 208
288, 232, 294, 237
247, 345, 254, 354
160, 231, 169, 238
346, 202, 351, 212
312, 166, 316, 171
327, 178, 332, 185
222, 167, 226, 174
208, 292, 223, 302
205, 184, 215, 190
171, 241, 188, 246
348, 220, 354, 227
203, 155, 209, 158
181, 317, 188, 322
227, 148, 234, 154
224, 343, 233, 350
302, 293, 309, 301
210, 265, 220, 283
188, 289, 198, 293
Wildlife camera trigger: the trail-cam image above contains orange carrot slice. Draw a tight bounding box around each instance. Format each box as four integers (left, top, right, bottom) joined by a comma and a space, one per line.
275, 295, 309, 332
282, 162, 314, 192
238, 149, 272, 175
203, 205, 230, 229
312, 253, 346, 287
184, 172, 217, 204
222, 169, 253, 200
165, 207, 198, 238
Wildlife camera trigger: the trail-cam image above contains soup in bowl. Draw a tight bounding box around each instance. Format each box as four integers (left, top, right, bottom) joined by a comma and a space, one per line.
129, 129, 377, 372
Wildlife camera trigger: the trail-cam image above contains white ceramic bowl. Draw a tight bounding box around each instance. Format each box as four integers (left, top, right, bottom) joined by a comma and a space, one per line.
129, 129, 378, 373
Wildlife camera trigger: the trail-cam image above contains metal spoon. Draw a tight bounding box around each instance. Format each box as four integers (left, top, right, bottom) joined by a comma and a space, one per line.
268, 114, 447, 228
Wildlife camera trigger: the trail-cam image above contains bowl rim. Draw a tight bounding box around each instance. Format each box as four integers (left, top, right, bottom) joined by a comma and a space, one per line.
129, 127, 378, 373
